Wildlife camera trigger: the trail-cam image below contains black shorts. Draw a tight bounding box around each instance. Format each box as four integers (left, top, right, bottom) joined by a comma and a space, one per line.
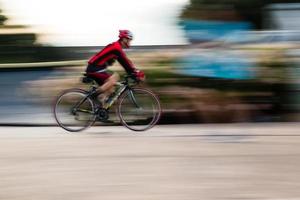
86, 64, 113, 85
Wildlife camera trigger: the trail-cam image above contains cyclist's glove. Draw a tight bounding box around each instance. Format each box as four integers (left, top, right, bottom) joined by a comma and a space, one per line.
132, 69, 145, 82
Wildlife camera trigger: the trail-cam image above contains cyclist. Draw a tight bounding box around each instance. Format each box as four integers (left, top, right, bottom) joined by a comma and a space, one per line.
85, 29, 145, 104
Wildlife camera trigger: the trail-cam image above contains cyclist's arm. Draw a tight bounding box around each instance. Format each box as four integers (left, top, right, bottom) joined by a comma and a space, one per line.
116, 49, 136, 74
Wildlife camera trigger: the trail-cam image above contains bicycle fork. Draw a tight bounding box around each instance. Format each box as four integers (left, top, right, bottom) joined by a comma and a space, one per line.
128, 90, 141, 109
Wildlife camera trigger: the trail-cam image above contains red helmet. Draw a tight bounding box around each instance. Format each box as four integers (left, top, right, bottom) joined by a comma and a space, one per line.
119, 30, 133, 40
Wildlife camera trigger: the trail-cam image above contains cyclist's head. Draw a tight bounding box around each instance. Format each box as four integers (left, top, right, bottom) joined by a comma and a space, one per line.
119, 30, 133, 48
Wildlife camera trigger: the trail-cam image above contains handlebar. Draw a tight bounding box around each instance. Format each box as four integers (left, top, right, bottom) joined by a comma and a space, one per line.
124, 74, 142, 84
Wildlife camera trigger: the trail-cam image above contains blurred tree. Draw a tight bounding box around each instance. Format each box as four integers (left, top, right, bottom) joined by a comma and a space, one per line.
0, 9, 7, 25
181, 0, 300, 29
0, 6, 66, 63
0, 7, 37, 46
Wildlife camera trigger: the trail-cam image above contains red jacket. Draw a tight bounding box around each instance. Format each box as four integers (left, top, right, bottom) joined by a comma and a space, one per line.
87, 40, 136, 73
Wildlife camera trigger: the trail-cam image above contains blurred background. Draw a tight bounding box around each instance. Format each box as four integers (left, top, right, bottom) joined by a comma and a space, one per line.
0, 0, 300, 125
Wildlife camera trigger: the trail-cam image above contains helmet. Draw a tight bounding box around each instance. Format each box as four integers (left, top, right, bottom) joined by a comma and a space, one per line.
119, 30, 133, 40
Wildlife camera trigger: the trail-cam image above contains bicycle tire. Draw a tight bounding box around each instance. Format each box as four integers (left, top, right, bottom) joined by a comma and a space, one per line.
117, 87, 161, 131
53, 88, 96, 132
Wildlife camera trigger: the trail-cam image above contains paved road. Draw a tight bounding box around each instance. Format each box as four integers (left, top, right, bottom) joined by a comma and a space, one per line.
0, 123, 300, 200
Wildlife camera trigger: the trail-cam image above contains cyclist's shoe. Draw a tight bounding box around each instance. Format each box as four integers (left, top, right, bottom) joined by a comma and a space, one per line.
104, 93, 115, 105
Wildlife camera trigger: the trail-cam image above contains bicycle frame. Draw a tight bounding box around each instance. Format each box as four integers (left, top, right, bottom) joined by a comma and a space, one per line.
103, 82, 128, 109
71, 86, 97, 114
54, 74, 161, 132
72, 75, 140, 114
103, 75, 140, 109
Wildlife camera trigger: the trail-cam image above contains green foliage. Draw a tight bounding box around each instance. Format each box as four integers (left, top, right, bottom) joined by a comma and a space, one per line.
0, 7, 64, 63
0, 34, 36, 46
0, 9, 7, 25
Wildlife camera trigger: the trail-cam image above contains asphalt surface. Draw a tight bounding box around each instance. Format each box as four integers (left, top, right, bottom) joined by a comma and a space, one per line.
0, 123, 300, 200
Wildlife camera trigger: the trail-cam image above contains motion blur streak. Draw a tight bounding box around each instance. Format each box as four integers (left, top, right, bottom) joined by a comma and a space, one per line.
0, 1, 300, 200
0, 1, 300, 124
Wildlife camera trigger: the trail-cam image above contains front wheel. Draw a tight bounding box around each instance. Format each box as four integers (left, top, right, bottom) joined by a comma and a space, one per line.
53, 88, 96, 132
117, 88, 162, 131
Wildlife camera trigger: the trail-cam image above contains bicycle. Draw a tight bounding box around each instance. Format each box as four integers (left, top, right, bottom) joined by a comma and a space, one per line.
53, 73, 162, 132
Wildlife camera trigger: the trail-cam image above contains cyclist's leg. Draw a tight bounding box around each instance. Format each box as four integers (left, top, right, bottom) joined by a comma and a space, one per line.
87, 71, 119, 103
100, 72, 119, 91
100, 72, 119, 100
86, 71, 111, 102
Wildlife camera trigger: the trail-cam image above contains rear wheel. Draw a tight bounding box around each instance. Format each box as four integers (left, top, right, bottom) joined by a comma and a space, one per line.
117, 88, 161, 131
53, 88, 96, 132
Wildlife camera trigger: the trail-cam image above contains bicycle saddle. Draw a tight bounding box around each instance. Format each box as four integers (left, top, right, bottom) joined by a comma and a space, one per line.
82, 73, 96, 84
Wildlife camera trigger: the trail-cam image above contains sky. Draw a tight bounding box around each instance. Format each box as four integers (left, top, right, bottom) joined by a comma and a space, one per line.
1, 0, 189, 46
